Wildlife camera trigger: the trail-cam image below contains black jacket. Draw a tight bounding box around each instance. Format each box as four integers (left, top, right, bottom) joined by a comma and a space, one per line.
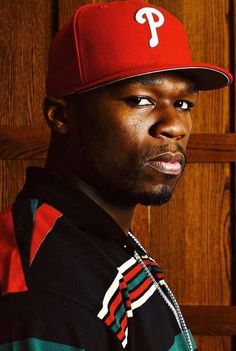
0, 167, 197, 351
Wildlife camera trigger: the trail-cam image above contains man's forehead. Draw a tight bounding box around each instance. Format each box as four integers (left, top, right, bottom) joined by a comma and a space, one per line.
112, 72, 198, 94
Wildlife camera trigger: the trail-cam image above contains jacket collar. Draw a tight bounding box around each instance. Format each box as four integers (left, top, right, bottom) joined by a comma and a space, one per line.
17, 167, 127, 244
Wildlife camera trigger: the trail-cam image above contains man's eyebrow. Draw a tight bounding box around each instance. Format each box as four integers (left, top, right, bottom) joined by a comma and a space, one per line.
185, 85, 199, 94
124, 75, 162, 86
121, 73, 199, 94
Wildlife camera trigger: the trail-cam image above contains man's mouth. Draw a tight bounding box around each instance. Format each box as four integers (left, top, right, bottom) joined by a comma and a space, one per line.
146, 152, 185, 175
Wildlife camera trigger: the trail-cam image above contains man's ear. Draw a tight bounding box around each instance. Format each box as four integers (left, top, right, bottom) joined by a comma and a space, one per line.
43, 96, 69, 134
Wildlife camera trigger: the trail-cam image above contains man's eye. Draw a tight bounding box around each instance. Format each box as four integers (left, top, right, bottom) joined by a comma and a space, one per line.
175, 100, 194, 110
125, 96, 153, 106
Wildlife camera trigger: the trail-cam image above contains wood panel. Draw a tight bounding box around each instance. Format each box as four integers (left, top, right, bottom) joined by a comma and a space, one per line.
0, 160, 44, 211
182, 306, 236, 336
0, 125, 50, 159
232, 2, 236, 350
194, 336, 231, 351
0, 0, 54, 213
148, 163, 231, 303
0, 0, 53, 208
59, 0, 92, 26
187, 134, 236, 162
0, 1, 52, 126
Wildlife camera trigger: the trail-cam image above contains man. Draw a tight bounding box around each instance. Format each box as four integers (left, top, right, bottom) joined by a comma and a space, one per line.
0, 1, 232, 351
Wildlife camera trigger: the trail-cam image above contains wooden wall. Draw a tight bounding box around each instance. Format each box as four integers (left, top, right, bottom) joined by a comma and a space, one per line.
0, 1, 235, 350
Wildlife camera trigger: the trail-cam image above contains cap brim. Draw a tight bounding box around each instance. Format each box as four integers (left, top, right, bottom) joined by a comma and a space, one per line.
114, 64, 233, 91
175, 63, 233, 90
119, 64, 233, 91
73, 63, 233, 94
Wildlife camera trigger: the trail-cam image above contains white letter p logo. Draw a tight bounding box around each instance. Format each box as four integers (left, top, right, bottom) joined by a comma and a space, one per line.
135, 7, 165, 48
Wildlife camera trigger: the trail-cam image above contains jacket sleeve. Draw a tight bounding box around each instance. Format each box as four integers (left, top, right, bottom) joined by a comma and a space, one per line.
0, 291, 124, 351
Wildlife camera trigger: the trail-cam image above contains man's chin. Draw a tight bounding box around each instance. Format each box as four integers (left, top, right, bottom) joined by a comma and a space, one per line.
99, 184, 173, 207
137, 186, 173, 206
89, 176, 174, 207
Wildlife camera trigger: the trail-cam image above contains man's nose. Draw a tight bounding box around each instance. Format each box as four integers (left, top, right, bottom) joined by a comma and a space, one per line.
149, 107, 189, 141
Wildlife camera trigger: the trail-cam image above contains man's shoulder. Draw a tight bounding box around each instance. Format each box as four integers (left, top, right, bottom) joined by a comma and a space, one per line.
0, 198, 129, 306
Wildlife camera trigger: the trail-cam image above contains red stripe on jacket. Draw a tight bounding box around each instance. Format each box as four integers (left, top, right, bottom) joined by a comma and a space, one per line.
0, 202, 62, 295
0, 205, 28, 295
30, 203, 62, 264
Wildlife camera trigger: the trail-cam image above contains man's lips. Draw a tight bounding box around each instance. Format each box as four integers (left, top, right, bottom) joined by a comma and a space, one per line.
146, 152, 185, 175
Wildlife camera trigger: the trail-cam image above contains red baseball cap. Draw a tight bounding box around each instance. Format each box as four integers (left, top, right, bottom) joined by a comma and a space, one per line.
46, 0, 233, 97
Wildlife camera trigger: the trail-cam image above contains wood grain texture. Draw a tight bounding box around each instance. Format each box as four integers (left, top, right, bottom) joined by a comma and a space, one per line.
149, 163, 231, 305
181, 306, 236, 335
0, 0, 52, 126
187, 133, 236, 162
232, 2, 236, 349
58, 0, 92, 26
148, 162, 232, 350
0, 160, 44, 211
194, 336, 231, 351
0, 124, 50, 159
132, 205, 150, 249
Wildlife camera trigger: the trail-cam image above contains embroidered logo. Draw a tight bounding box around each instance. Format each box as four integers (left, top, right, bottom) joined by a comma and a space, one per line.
135, 7, 165, 48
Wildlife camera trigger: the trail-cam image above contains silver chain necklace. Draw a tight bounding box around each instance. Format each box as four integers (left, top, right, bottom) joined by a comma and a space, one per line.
128, 230, 193, 351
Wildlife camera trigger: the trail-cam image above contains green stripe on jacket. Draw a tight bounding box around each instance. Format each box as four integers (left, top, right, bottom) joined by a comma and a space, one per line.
0, 338, 85, 351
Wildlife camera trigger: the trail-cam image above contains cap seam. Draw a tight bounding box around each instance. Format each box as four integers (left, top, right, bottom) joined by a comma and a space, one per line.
81, 60, 192, 84
73, 8, 84, 84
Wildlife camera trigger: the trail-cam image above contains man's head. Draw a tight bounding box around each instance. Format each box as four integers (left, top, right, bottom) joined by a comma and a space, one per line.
44, 1, 232, 207
44, 72, 197, 206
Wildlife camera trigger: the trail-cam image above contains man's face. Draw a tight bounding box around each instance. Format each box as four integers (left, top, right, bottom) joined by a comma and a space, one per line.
65, 72, 198, 206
